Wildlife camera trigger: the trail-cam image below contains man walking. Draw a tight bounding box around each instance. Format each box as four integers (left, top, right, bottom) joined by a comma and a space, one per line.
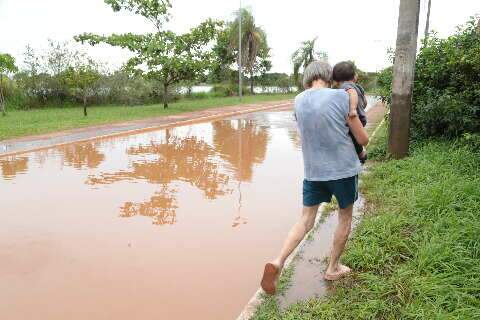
260, 61, 369, 294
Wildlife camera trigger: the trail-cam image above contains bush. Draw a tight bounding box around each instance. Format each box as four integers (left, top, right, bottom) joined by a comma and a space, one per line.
378, 17, 480, 139
187, 92, 210, 99
211, 83, 250, 97
376, 66, 393, 105
1, 77, 28, 110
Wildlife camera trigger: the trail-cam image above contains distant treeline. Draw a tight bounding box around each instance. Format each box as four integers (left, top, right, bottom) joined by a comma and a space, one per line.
0, 41, 294, 110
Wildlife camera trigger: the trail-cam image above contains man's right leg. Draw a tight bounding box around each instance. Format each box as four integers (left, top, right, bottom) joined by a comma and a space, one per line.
325, 204, 353, 280
261, 204, 319, 294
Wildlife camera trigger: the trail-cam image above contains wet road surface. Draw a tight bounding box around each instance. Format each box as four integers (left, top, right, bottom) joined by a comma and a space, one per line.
0, 108, 304, 320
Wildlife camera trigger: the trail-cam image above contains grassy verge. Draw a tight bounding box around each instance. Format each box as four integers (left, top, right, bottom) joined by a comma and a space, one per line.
0, 93, 294, 140
253, 129, 480, 319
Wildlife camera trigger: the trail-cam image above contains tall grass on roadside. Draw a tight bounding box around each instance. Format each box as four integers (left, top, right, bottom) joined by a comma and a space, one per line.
255, 134, 480, 319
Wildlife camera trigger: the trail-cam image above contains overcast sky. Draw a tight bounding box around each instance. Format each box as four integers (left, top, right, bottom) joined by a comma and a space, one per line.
0, 0, 478, 74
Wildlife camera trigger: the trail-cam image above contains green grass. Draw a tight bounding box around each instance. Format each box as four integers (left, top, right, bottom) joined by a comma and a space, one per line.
253, 132, 480, 319
0, 93, 294, 140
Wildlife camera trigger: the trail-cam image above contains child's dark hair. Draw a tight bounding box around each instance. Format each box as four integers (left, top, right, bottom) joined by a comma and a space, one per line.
332, 61, 356, 82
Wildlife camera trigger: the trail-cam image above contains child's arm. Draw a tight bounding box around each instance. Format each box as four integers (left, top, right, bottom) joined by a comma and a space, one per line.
346, 88, 358, 118
362, 95, 368, 107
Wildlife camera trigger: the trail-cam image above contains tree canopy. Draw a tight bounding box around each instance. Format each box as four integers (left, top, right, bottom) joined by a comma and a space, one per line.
76, 0, 221, 108
0, 53, 18, 75
291, 37, 328, 85
226, 8, 271, 93
104, 0, 172, 31
63, 56, 101, 116
0, 53, 18, 115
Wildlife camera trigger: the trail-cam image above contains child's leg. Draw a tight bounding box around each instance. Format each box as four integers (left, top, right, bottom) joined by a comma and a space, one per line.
349, 131, 367, 163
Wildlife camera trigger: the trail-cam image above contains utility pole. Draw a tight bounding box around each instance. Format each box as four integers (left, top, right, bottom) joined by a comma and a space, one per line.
388, 0, 420, 159
238, 0, 243, 100
424, 0, 432, 39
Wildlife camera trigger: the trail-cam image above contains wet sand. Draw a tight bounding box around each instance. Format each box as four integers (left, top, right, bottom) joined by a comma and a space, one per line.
0, 109, 303, 319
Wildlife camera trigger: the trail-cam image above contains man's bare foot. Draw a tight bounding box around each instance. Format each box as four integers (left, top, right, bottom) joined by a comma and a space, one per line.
324, 264, 351, 281
261, 262, 282, 295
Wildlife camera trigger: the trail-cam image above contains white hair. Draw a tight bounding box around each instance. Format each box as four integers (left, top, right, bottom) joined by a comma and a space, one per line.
302, 61, 332, 89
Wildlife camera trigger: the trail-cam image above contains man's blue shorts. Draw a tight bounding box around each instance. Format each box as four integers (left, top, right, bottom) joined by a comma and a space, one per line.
303, 175, 358, 209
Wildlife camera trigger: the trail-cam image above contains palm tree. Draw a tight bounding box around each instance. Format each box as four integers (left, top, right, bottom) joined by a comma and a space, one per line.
291, 37, 328, 87
228, 8, 270, 94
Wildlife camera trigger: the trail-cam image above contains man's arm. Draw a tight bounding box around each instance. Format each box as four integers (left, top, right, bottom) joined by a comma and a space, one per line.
346, 115, 369, 146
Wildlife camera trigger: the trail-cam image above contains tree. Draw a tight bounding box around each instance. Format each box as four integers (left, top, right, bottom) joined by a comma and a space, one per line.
228, 8, 271, 94
44, 40, 78, 102
210, 28, 237, 83
0, 53, 18, 116
291, 37, 328, 86
64, 56, 101, 116
76, 0, 221, 108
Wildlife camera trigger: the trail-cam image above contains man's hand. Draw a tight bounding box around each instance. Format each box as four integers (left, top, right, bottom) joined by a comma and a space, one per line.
346, 115, 369, 146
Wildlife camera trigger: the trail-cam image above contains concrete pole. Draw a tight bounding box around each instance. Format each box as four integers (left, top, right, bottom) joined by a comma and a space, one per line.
388, 0, 420, 159
424, 0, 432, 39
238, 0, 243, 100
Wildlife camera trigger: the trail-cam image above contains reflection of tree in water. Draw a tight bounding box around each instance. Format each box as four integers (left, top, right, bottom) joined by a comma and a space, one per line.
87, 130, 231, 225
59, 142, 105, 169
287, 127, 302, 150
121, 185, 178, 226
212, 119, 269, 228
0, 156, 29, 179
212, 119, 269, 182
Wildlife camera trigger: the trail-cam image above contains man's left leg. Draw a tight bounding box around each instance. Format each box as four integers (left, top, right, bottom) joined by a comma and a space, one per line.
324, 175, 358, 280
261, 204, 319, 295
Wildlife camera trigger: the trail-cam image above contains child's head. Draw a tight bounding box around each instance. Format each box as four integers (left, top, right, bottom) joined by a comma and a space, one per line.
332, 61, 356, 83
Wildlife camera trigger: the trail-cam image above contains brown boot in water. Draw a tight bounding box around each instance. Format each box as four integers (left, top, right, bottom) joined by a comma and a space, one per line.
261, 262, 281, 295
324, 264, 351, 281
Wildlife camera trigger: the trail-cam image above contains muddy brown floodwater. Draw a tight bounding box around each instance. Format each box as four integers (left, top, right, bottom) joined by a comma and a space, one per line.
0, 108, 305, 320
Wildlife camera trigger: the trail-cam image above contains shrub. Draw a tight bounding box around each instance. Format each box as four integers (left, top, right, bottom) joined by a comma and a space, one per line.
211, 83, 250, 97
378, 17, 480, 139
376, 66, 393, 105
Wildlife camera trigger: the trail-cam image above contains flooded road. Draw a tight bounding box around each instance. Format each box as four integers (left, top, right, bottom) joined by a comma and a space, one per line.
0, 108, 304, 320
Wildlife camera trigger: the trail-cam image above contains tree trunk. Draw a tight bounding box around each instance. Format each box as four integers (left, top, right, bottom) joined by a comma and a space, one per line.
250, 72, 254, 95
163, 83, 169, 109
165, 128, 171, 143
388, 0, 420, 159
0, 73, 6, 116
83, 91, 88, 117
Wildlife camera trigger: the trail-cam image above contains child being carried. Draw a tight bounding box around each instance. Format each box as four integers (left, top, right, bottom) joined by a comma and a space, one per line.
333, 61, 368, 164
